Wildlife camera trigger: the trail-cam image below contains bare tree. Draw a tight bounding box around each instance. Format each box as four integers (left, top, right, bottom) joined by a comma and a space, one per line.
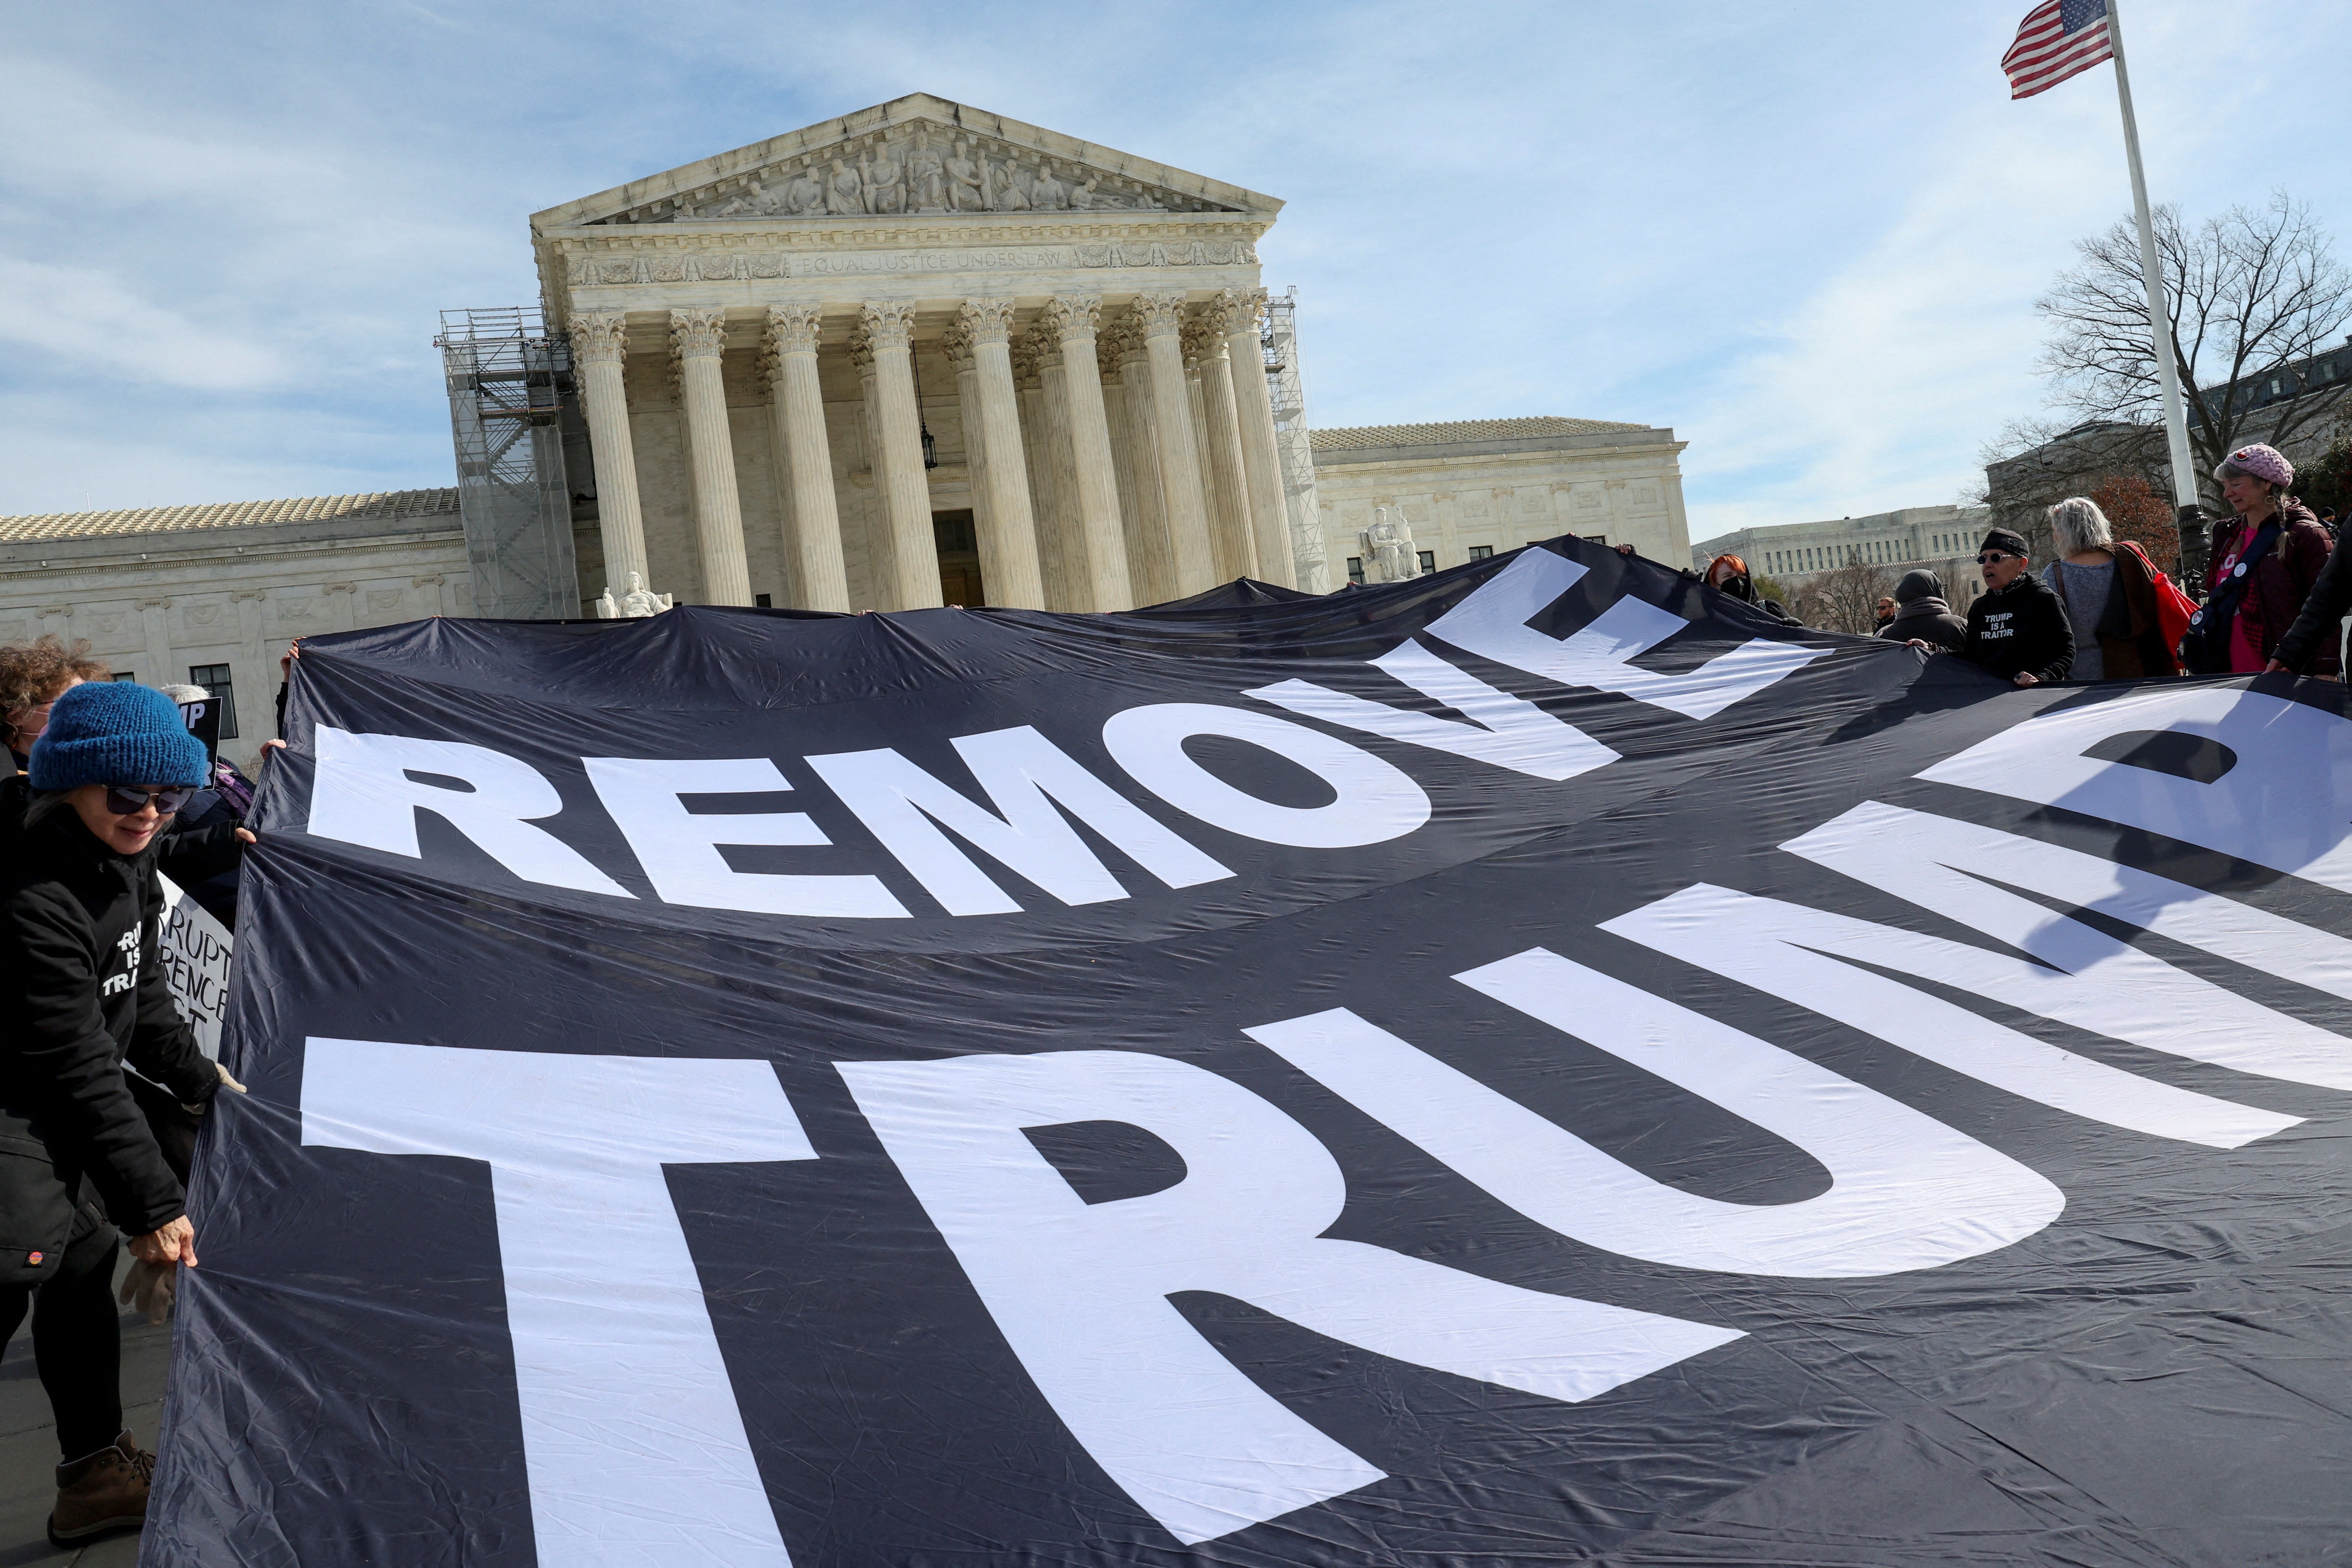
1791, 552, 1893, 636
2036, 192, 2352, 570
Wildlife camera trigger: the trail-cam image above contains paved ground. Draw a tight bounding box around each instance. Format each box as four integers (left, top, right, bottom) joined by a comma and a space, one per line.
0, 1253, 173, 1567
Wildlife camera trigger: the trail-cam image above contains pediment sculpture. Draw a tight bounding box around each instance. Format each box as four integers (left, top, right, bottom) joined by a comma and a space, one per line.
600, 123, 1239, 226
1360, 506, 1421, 583
593, 572, 674, 619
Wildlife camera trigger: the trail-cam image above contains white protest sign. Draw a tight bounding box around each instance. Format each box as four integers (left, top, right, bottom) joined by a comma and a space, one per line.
158, 874, 233, 1060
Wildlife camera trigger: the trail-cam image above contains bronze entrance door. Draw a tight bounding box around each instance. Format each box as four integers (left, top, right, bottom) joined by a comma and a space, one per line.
934, 511, 984, 606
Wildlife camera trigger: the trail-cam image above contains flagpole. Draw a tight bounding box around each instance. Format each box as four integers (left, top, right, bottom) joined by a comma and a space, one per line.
2106, 0, 2200, 518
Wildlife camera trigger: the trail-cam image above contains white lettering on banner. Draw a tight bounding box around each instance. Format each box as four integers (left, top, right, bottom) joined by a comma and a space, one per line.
1101, 703, 1430, 848
583, 756, 908, 919
1917, 686, 2352, 894
301, 1039, 810, 1568
310, 726, 632, 898
1782, 802, 2352, 1088
1245, 638, 1618, 781
804, 726, 1232, 917
1419, 547, 1824, 720
157, 875, 231, 1058
1250, 953, 2061, 1279
837, 1050, 1740, 1546
1601, 885, 2299, 1149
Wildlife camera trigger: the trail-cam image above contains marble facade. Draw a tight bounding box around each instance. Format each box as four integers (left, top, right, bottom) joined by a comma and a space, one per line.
1308, 419, 1691, 586
0, 491, 471, 771
542, 93, 1302, 613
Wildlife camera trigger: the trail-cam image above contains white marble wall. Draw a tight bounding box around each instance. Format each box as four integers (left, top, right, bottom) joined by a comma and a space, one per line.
0, 509, 471, 771
1311, 436, 1691, 582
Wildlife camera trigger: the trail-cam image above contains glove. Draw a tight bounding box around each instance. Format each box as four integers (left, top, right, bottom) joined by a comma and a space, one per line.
117, 1257, 177, 1326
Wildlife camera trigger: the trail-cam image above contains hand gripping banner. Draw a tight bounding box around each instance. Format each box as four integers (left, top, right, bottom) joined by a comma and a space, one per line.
146, 540, 2352, 1566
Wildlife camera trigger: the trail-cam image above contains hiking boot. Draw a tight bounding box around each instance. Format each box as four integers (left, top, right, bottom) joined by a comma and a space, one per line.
47, 1429, 154, 1546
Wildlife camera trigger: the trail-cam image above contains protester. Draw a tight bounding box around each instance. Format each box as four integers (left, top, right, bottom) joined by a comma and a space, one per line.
0, 682, 250, 1544
2268, 518, 2352, 679
2037, 497, 2181, 679
0, 637, 96, 771
154, 685, 257, 926
2189, 445, 2335, 676
1879, 569, 1968, 651
1873, 596, 1897, 632
1699, 553, 1796, 623
1924, 529, 2072, 686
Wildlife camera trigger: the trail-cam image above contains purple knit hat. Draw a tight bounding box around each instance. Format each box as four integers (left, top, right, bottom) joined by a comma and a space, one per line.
2217, 443, 2294, 487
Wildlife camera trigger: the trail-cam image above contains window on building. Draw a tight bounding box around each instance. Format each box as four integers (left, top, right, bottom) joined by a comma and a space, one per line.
1346, 556, 1365, 586
1467, 544, 1493, 561
1586, 534, 1607, 548
1416, 550, 1435, 574
754, 594, 772, 608
111, 671, 137, 683
187, 663, 239, 740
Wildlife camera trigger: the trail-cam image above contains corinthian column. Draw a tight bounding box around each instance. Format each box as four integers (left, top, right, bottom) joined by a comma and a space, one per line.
1131, 294, 1215, 596
760, 306, 851, 612
853, 302, 944, 611
565, 312, 653, 598
1015, 337, 1075, 610
955, 299, 1046, 608
1108, 321, 1175, 605
1042, 296, 1131, 611
1216, 289, 1296, 589
669, 308, 753, 605
1186, 317, 1259, 583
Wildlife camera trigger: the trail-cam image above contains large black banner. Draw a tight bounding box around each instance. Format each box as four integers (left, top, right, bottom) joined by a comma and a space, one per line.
149, 540, 2352, 1566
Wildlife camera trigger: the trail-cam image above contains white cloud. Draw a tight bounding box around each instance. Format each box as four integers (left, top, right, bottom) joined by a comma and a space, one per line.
0, 256, 287, 390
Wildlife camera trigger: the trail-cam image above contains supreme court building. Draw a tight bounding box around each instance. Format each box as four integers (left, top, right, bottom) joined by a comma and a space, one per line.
0, 94, 1693, 765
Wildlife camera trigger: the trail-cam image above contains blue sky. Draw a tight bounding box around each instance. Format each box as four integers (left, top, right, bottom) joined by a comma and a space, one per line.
4, 0, 2347, 545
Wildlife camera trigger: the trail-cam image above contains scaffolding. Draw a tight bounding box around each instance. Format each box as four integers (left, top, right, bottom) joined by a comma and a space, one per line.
435, 307, 582, 619
1259, 287, 1331, 593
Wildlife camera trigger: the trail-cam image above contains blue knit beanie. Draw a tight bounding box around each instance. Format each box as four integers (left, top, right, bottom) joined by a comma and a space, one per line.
29, 682, 208, 792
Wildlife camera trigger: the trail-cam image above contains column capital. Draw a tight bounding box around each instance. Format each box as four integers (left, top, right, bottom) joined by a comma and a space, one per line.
857, 301, 916, 352
939, 316, 975, 369
1043, 294, 1102, 344
1210, 287, 1266, 339
669, 307, 730, 360
956, 298, 1016, 347
1180, 316, 1223, 365
1129, 292, 1187, 341
568, 311, 630, 367
763, 304, 824, 356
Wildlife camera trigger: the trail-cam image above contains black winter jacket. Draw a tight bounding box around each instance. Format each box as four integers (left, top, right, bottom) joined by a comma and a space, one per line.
2275, 523, 2352, 673
0, 805, 218, 1276
1961, 572, 2075, 683
1881, 596, 1969, 652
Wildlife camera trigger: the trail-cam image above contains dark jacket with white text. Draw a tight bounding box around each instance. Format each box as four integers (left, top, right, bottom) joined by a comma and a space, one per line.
1961, 571, 2074, 683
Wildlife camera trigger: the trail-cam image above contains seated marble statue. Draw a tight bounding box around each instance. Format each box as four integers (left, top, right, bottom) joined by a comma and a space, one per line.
594, 572, 673, 619
1360, 507, 1420, 582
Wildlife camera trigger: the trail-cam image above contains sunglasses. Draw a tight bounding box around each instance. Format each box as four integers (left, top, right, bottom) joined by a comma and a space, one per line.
1977, 552, 2018, 566
104, 785, 195, 817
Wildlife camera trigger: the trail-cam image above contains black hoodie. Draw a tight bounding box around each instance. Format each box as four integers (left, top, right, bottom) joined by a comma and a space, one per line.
0, 803, 219, 1267
1961, 569, 2075, 682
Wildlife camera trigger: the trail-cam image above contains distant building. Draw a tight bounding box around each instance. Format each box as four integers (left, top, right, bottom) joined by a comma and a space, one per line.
1693, 503, 1990, 605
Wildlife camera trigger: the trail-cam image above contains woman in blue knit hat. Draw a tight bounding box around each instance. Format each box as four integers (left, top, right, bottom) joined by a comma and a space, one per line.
0, 681, 250, 1547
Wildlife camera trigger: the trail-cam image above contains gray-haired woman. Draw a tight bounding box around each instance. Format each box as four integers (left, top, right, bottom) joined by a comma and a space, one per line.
2040, 497, 2178, 679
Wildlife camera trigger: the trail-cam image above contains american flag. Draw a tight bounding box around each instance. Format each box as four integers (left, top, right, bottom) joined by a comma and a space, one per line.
2003, 0, 2113, 99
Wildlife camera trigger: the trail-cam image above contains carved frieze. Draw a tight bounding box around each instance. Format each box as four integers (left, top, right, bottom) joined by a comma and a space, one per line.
591, 123, 1241, 227
561, 237, 1258, 288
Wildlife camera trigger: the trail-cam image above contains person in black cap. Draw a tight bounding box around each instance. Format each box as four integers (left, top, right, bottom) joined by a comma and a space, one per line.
1918, 529, 2073, 686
